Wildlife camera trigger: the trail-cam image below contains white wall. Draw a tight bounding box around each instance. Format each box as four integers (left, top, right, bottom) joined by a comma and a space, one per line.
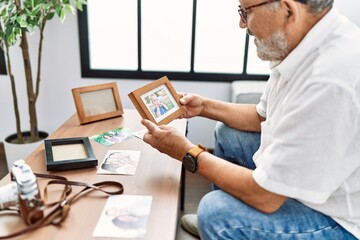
334, 0, 360, 26
0, 0, 359, 148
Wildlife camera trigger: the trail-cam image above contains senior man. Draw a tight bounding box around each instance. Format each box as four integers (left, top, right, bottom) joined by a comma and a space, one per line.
141, 0, 360, 239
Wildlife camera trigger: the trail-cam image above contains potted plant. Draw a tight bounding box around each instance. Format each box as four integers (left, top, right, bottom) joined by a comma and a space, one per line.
0, 0, 86, 168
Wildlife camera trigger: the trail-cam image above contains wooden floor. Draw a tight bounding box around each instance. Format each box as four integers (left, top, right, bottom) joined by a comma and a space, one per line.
0, 143, 212, 239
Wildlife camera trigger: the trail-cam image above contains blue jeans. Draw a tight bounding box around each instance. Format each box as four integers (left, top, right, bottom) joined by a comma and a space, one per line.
197, 122, 356, 240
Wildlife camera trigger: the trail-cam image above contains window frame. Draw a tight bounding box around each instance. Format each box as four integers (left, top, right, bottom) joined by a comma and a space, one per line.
0, 48, 6, 75
77, 2, 269, 82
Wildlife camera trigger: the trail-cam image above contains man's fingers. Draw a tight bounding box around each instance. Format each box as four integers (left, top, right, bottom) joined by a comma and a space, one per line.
141, 119, 158, 133
142, 131, 153, 145
179, 94, 189, 105
178, 92, 191, 106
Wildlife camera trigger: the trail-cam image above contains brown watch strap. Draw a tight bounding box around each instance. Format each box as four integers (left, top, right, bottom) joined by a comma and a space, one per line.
188, 144, 208, 158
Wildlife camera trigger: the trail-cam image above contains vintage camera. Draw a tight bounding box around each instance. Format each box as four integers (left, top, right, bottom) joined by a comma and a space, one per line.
0, 159, 44, 224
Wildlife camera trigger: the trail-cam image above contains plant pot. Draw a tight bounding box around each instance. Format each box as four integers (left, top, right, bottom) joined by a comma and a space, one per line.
3, 131, 48, 171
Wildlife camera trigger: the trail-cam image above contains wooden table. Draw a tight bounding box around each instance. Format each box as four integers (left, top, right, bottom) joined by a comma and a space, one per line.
0, 109, 187, 240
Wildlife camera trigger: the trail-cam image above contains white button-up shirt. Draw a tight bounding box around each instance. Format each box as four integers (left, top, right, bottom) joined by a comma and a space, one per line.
252, 8, 360, 238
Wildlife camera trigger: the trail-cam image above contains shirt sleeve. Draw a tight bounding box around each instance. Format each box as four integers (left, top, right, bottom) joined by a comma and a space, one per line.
253, 81, 360, 204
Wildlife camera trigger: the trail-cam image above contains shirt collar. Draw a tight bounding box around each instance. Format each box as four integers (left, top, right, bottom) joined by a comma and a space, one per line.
272, 7, 344, 81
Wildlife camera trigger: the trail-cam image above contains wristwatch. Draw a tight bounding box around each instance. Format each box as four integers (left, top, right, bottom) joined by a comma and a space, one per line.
182, 144, 208, 173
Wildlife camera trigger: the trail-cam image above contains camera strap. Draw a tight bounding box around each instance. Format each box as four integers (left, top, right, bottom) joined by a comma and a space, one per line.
0, 173, 124, 239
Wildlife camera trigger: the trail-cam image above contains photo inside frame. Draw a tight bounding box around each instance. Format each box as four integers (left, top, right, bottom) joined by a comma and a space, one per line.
51, 143, 88, 161
128, 76, 185, 125
80, 88, 117, 117
140, 84, 179, 123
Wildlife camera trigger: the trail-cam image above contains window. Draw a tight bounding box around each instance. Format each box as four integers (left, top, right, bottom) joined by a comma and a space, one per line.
77, 0, 269, 82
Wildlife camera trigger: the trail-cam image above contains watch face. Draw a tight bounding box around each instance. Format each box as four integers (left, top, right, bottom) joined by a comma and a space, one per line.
183, 154, 196, 173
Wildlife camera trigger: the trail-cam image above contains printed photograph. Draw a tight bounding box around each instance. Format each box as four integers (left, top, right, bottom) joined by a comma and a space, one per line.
90, 127, 133, 147
97, 150, 141, 175
140, 85, 179, 123
128, 76, 185, 125
93, 195, 152, 238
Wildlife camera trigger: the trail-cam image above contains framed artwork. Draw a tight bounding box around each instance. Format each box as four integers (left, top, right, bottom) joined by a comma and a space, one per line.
44, 137, 97, 171
128, 76, 185, 125
72, 82, 123, 124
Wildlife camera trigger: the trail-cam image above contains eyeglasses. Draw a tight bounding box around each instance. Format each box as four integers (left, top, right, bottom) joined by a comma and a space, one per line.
238, 0, 281, 23
238, 0, 307, 23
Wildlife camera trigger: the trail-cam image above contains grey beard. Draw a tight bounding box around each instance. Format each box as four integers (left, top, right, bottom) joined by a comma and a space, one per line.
254, 31, 288, 61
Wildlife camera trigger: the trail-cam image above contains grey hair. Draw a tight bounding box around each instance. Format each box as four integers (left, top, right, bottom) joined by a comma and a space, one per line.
267, 0, 334, 14
306, 0, 334, 13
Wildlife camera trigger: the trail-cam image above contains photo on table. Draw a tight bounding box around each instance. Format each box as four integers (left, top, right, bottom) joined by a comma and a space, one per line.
93, 195, 152, 238
90, 127, 133, 147
97, 150, 141, 175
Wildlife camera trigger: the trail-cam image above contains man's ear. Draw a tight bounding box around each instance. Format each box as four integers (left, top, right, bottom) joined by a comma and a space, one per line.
282, 0, 301, 24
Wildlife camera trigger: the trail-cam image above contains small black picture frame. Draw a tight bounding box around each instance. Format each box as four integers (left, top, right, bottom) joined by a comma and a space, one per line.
44, 137, 97, 171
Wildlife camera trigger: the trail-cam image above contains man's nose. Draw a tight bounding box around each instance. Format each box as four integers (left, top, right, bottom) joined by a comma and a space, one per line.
239, 20, 247, 29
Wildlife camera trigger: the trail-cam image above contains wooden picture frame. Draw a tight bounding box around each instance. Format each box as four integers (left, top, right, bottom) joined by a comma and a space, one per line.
72, 82, 123, 124
128, 76, 185, 125
44, 137, 97, 171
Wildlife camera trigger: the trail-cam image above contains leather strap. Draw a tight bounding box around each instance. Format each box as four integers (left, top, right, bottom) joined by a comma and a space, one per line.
187, 144, 208, 158
0, 173, 124, 239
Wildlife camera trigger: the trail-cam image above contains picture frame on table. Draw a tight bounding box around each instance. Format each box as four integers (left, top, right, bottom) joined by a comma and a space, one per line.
128, 76, 185, 125
72, 82, 123, 124
44, 137, 97, 171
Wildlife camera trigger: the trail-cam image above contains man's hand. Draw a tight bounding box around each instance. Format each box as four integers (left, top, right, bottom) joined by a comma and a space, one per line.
178, 93, 205, 119
141, 119, 195, 160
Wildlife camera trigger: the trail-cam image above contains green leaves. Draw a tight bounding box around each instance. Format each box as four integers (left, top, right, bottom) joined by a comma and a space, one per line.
16, 15, 27, 27
75, 0, 87, 11
0, 0, 87, 46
